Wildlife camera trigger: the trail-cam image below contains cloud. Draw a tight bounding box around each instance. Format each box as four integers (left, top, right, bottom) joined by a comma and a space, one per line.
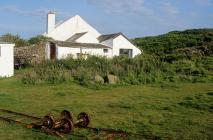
86, 0, 152, 16
0, 5, 48, 17
86, 0, 185, 29
0, 5, 72, 19
160, 2, 179, 15
193, 0, 212, 6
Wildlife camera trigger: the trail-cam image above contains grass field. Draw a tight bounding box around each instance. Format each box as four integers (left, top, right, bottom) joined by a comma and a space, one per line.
0, 70, 212, 140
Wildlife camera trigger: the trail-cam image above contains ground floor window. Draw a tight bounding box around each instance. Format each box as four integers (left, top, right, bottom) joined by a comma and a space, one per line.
103, 49, 108, 53
119, 49, 133, 58
77, 53, 89, 59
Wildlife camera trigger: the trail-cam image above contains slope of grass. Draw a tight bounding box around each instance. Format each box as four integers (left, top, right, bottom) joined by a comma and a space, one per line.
0, 70, 212, 139
133, 28, 213, 54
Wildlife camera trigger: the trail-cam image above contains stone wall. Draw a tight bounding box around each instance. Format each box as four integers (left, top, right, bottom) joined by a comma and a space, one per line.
14, 44, 45, 65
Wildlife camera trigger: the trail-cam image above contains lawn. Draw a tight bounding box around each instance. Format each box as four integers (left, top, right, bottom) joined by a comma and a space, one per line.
0, 70, 212, 140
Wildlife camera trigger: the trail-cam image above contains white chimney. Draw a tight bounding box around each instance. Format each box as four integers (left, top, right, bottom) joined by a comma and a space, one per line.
47, 11, 55, 34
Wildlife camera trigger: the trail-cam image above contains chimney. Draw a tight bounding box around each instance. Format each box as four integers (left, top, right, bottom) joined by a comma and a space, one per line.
47, 11, 55, 34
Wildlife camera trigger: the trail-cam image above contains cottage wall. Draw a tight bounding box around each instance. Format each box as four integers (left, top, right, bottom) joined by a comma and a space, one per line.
56, 46, 112, 59
57, 46, 80, 59
0, 43, 14, 77
82, 48, 112, 58
113, 35, 142, 57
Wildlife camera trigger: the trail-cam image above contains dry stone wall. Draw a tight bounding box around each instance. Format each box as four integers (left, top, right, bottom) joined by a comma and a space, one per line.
14, 44, 45, 65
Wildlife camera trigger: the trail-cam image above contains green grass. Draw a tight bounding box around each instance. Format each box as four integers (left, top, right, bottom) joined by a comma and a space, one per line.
0, 70, 212, 140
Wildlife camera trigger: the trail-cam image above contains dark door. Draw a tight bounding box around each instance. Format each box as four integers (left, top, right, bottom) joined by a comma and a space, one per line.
50, 43, 56, 59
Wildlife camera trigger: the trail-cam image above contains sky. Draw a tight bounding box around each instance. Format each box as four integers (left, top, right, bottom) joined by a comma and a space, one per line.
0, 0, 212, 39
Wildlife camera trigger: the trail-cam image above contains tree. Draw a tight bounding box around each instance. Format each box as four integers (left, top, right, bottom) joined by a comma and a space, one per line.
0, 33, 28, 47
28, 35, 49, 45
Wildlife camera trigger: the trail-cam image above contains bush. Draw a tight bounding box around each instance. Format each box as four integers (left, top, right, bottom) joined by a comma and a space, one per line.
22, 51, 212, 86
28, 35, 49, 45
0, 33, 29, 47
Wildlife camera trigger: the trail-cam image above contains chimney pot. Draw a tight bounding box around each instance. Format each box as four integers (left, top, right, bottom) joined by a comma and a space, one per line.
47, 11, 55, 34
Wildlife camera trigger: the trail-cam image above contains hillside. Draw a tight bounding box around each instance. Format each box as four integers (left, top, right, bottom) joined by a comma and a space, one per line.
133, 29, 213, 56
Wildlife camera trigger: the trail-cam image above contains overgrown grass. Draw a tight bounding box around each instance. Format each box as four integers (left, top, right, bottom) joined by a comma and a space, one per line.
21, 55, 213, 87
0, 71, 213, 139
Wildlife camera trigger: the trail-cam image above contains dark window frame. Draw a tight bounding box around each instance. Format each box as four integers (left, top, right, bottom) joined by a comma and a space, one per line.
103, 49, 108, 53
119, 49, 133, 58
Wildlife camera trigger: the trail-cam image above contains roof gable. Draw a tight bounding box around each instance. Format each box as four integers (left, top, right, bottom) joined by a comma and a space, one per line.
45, 15, 101, 41
66, 32, 87, 42
98, 33, 122, 42
97, 32, 132, 43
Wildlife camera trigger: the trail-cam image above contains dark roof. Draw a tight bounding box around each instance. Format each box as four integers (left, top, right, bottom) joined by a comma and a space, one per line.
98, 33, 136, 46
66, 32, 87, 42
49, 40, 110, 49
97, 33, 122, 42
0, 42, 14, 44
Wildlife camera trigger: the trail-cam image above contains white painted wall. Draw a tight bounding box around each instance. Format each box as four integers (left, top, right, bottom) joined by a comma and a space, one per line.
57, 46, 112, 59
82, 48, 112, 58
57, 46, 80, 59
100, 39, 113, 48
0, 43, 14, 77
45, 15, 101, 42
113, 35, 142, 57
76, 32, 99, 44
45, 42, 50, 60
47, 12, 55, 34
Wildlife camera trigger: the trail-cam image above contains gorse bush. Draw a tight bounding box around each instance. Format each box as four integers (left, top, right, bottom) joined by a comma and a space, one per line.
22, 54, 212, 87
133, 29, 213, 55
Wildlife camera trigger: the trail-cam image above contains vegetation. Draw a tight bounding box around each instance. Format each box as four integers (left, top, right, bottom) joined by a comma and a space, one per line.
21, 55, 213, 87
0, 34, 49, 47
0, 71, 212, 140
19, 29, 212, 87
133, 28, 213, 55
0, 33, 29, 47
0, 28, 212, 139
28, 35, 49, 45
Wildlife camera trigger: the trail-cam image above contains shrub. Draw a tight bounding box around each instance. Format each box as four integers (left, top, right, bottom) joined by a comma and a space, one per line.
22, 53, 212, 86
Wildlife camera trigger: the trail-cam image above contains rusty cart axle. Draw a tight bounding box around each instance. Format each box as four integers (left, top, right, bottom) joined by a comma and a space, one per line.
0, 109, 158, 140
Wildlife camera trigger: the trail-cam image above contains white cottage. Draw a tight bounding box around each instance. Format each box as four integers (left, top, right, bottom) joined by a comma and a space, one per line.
0, 43, 14, 77
44, 12, 142, 59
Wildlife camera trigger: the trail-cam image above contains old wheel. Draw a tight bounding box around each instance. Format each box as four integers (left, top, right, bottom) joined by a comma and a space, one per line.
59, 118, 74, 134
76, 112, 90, 127
60, 110, 73, 121
42, 115, 54, 129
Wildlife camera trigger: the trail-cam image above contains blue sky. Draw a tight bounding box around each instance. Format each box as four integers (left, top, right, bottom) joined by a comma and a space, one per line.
0, 0, 212, 39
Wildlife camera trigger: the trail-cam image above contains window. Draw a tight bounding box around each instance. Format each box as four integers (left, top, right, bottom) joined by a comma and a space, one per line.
0, 46, 1, 57
119, 49, 133, 58
77, 53, 89, 59
103, 49, 108, 53
77, 53, 81, 58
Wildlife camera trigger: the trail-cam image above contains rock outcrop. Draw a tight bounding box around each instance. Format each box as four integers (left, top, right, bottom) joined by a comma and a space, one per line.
104, 74, 120, 84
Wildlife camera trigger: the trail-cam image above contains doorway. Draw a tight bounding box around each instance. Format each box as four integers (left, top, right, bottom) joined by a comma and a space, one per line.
50, 43, 56, 59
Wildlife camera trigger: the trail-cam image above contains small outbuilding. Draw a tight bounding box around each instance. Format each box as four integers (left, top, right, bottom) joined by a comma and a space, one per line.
0, 42, 15, 77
